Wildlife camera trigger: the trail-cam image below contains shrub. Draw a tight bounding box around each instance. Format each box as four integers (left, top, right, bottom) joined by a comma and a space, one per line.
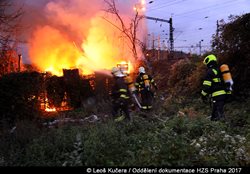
0, 120, 42, 166
168, 59, 198, 96
0, 72, 43, 126
22, 125, 79, 166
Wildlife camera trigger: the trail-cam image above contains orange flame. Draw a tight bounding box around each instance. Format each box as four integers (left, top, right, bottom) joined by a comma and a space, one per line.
27, 1, 146, 76
117, 61, 133, 74
42, 95, 73, 112
42, 97, 57, 112
29, 25, 136, 76
45, 108, 57, 112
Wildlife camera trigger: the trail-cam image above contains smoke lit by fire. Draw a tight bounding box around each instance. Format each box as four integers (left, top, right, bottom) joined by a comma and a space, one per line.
26, 0, 147, 76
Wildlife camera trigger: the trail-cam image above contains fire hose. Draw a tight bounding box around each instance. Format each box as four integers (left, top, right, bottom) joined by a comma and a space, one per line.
132, 93, 142, 108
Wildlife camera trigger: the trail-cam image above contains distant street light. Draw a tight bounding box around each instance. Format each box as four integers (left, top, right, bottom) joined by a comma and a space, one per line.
134, 0, 154, 12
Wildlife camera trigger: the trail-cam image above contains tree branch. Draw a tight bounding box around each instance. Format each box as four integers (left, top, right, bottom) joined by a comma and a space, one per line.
103, 0, 144, 60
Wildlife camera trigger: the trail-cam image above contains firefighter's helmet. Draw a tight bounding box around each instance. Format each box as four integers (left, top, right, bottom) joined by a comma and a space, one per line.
139, 66, 145, 73
111, 67, 119, 74
203, 54, 217, 65
111, 67, 124, 77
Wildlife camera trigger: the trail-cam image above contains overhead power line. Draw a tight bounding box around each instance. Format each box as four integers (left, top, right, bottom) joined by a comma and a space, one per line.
175, 0, 239, 17
147, 0, 187, 12
146, 0, 179, 9
143, 15, 174, 52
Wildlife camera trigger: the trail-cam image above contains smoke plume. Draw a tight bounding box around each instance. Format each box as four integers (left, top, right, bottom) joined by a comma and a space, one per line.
19, 0, 146, 75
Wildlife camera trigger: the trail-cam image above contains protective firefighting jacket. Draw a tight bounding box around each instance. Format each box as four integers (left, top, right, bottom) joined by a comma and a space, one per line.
135, 73, 157, 91
201, 65, 226, 100
111, 77, 130, 102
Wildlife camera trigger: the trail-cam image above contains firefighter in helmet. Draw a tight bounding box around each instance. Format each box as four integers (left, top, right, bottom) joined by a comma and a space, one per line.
119, 66, 138, 110
135, 66, 157, 110
201, 54, 227, 121
111, 67, 131, 121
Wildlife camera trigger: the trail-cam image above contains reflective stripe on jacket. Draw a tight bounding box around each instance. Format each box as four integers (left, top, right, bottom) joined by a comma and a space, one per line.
111, 77, 130, 100
201, 67, 226, 98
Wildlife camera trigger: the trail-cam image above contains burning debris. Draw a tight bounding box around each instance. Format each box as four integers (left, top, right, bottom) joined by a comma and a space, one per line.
39, 68, 95, 113
11, 0, 147, 114
39, 65, 123, 113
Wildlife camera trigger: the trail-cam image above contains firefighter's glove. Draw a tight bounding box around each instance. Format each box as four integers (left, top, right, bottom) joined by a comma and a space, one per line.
201, 95, 208, 103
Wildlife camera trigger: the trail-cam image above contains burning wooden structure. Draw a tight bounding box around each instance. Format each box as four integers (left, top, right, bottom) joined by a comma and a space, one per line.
39, 68, 112, 112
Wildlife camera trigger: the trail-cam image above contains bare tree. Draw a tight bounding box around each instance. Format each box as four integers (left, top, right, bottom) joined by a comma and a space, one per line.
0, 0, 23, 75
103, 0, 144, 60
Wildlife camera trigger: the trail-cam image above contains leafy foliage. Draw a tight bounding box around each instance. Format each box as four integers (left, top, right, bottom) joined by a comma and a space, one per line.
212, 13, 250, 97
167, 58, 205, 97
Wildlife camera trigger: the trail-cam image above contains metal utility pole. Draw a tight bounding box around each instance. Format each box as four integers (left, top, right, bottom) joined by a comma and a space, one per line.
152, 33, 155, 58
215, 20, 219, 53
199, 39, 204, 56
143, 16, 174, 52
152, 33, 155, 50
169, 17, 174, 52
216, 20, 219, 40
158, 35, 160, 60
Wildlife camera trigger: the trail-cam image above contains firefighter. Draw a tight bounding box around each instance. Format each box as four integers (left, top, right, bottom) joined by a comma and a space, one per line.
201, 54, 227, 121
135, 66, 157, 110
111, 67, 131, 121
120, 68, 142, 110
119, 66, 136, 94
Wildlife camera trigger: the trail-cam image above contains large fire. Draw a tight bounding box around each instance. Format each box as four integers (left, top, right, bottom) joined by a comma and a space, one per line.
27, 0, 146, 76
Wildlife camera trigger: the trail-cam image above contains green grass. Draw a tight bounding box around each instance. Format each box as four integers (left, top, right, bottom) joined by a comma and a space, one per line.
0, 96, 249, 166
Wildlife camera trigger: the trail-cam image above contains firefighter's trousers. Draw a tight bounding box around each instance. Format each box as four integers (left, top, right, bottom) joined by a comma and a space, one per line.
211, 96, 226, 121
112, 100, 130, 120
140, 89, 153, 110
